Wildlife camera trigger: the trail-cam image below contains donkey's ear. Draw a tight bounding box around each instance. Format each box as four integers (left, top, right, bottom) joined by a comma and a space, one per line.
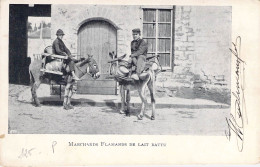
109, 52, 113, 59
88, 54, 93, 58
109, 51, 117, 59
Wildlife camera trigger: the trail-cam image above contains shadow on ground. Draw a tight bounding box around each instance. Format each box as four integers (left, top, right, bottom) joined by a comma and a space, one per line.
175, 87, 231, 105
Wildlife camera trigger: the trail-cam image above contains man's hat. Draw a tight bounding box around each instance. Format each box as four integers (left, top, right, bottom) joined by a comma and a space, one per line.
132, 28, 141, 34
56, 29, 65, 36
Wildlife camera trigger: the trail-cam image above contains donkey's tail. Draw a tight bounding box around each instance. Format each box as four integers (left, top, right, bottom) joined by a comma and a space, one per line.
29, 70, 35, 85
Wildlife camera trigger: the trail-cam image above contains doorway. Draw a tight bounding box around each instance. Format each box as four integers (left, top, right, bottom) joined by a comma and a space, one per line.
77, 19, 117, 95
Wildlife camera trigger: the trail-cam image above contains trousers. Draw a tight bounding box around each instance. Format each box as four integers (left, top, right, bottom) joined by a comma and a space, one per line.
131, 55, 146, 74
68, 61, 75, 71
64, 58, 75, 72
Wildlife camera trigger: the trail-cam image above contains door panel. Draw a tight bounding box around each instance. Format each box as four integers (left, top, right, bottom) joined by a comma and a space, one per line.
78, 20, 117, 74
77, 20, 117, 95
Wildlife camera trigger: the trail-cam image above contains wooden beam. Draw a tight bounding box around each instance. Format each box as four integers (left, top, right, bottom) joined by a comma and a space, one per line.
40, 69, 63, 75
41, 53, 68, 59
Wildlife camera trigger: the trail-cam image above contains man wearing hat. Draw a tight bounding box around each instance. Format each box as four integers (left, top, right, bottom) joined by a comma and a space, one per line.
52, 29, 80, 81
129, 28, 148, 80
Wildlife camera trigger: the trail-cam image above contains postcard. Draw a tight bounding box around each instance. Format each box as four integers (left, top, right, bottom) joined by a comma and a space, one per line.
0, 0, 260, 166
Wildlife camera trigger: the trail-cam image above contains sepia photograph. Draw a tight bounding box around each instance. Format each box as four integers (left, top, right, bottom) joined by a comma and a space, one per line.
8, 4, 231, 135
1, 0, 260, 166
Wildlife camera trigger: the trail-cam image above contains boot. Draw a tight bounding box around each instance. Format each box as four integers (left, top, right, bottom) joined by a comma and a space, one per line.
72, 71, 81, 81
139, 72, 149, 80
131, 73, 139, 80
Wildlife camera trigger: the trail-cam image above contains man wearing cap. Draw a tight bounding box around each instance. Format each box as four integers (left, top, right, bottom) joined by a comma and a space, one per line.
52, 29, 80, 81
129, 28, 148, 80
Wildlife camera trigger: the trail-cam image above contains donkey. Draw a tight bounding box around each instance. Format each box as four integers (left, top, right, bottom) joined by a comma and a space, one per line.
29, 51, 100, 109
109, 52, 161, 120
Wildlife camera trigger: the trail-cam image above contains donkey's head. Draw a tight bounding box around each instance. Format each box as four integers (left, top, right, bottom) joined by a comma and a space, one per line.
75, 55, 100, 79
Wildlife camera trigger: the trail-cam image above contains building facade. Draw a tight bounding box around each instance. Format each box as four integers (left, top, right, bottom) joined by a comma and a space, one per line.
51, 5, 231, 103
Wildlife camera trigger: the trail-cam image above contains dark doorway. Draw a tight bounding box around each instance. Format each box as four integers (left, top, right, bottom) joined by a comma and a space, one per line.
9, 4, 51, 85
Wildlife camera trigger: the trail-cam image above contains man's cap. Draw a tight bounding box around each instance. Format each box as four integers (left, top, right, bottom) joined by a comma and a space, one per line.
56, 29, 65, 36
132, 28, 141, 34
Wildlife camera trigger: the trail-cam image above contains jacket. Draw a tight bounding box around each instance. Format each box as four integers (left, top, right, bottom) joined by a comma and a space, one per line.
52, 38, 71, 56
131, 38, 148, 58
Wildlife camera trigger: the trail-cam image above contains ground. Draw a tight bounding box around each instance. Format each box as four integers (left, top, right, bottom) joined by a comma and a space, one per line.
8, 84, 230, 135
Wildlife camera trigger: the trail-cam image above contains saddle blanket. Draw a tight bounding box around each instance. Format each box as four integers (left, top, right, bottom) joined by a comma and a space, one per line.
117, 61, 159, 77
45, 59, 63, 72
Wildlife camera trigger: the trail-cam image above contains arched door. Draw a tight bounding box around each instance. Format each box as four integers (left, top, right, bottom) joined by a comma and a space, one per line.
77, 20, 117, 95
77, 20, 117, 74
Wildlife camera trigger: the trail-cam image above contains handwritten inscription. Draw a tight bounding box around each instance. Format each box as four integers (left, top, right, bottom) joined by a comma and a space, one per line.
18, 148, 36, 159
225, 36, 247, 152
18, 141, 57, 159
16, 141, 167, 159
52, 141, 57, 154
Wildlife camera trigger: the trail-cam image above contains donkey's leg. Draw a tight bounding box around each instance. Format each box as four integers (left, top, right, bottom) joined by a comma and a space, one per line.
137, 86, 148, 120
31, 81, 41, 107
67, 84, 74, 109
147, 73, 156, 120
119, 85, 125, 114
63, 83, 71, 110
125, 89, 131, 117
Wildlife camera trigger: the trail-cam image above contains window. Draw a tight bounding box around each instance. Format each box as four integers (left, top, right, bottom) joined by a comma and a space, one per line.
27, 17, 52, 60
143, 8, 173, 69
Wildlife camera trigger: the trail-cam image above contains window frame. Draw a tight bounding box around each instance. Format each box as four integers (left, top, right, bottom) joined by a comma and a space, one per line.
142, 7, 174, 71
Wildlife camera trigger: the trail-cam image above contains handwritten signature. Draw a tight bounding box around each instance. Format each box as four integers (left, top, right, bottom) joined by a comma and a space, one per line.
225, 36, 247, 152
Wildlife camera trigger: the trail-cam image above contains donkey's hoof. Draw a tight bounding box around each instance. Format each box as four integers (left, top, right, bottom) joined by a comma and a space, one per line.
119, 110, 125, 114
137, 115, 143, 120
67, 104, 74, 109
63, 105, 71, 110
125, 112, 130, 117
35, 103, 41, 107
151, 115, 155, 120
